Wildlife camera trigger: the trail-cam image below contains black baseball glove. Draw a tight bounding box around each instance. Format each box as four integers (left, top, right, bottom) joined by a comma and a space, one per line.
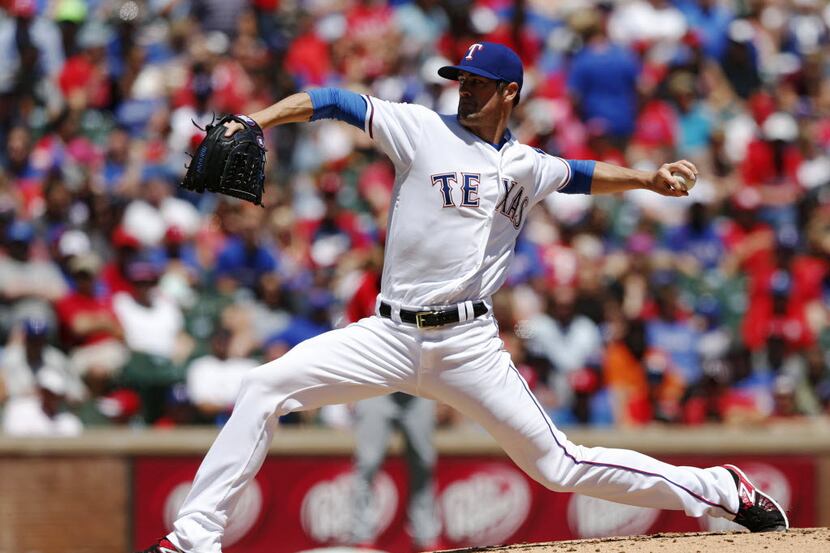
182, 114, 266, 206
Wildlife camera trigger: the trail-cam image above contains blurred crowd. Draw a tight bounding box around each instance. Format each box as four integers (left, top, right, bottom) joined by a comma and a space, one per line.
0, 0, 828, 436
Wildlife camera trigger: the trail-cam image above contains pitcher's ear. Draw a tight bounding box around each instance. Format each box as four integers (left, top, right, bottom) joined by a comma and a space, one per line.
502, 81, 520, 106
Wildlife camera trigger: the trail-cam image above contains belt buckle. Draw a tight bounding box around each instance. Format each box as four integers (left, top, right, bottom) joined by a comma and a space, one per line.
415, 311, 434, 329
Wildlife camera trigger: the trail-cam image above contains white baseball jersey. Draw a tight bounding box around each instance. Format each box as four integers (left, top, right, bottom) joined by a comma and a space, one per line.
364, 96, 573, 307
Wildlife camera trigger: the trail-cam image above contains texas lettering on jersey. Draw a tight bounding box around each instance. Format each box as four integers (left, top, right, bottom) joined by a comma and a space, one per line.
431, 172, 526, 228
430, 172, 481, 208
495, 177, 528, 229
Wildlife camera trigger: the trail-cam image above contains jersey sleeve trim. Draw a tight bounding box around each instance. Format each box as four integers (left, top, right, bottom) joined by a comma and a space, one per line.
364, 95, 375, 139
554, 156, 572, 191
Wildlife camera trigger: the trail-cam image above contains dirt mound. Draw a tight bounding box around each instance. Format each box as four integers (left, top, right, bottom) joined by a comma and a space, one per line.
441, 528, 830, 553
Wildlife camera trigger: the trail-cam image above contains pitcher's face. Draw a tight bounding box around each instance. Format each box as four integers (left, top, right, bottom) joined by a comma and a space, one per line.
457, 71, 504, 125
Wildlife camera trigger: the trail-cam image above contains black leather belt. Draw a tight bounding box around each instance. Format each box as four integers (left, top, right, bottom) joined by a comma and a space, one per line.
379, 301, 488, 328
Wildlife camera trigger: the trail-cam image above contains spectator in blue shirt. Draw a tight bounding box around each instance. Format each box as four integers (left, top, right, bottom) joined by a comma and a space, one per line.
664, 202, 724, 271
646, 286, 703, 386
667, 72, 713, 158
720, 26, 761, 99
674, 0, 734, 61
568, 12, 640, 144
215, 214, 278, 293
101, 126, 131, 192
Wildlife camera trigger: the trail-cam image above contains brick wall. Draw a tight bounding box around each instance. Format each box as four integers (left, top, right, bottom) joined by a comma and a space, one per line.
0, 457, 128, 553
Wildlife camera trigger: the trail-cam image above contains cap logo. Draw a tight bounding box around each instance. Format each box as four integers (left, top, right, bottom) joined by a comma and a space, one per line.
465, 43, 484, 60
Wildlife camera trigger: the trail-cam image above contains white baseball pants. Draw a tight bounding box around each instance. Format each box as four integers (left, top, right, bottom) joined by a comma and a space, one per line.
169, 313, 739, 553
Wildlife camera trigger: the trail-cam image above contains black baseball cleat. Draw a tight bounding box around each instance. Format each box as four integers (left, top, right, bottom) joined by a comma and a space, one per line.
135, 537, 184, 553
722, 464, 789, 532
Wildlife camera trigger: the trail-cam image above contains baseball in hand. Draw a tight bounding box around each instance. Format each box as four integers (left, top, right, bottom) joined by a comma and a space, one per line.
672, 172, 696, 191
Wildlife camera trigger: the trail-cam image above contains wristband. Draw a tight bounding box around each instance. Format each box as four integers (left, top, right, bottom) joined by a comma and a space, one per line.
236, 114, 262, 132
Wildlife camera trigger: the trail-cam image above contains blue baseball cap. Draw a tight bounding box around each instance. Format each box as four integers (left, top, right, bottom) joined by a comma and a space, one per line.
23, 317, 49, 337
6, 220, 34, 243
438, 42, 523, 94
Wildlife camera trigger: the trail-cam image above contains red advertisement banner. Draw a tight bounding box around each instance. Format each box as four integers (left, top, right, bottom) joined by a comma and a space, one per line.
133, 454, 816, 552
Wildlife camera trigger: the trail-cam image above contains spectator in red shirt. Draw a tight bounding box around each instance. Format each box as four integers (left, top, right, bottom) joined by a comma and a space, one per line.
743, 268, 814, 352
631, 94, 678, 153
682, 360, 731, 425
740, 112, 804, 231
344, 246, 383, 324
484, 1, 542, 68
339, 0, 400, 81
283, 15, 333, 87
435, 4, 481, 64
747, 228, 826, 309
100, 226, 141, 298
721, 188, 775, 276
56, 253, 129, 391
741, 112, 803, 189
58, 21, 112, 110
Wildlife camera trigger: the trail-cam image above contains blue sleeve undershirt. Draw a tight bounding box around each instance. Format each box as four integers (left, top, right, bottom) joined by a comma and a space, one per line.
307, 88, 368, 130
562, 159, 596, 194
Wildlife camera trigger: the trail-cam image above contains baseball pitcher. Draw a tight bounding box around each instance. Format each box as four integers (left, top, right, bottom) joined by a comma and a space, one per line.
141, 42, 787, 553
